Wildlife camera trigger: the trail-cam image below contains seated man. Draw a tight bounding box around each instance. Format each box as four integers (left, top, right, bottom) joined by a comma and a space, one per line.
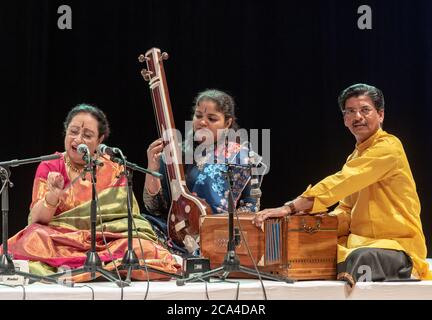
253, 83, 432, 285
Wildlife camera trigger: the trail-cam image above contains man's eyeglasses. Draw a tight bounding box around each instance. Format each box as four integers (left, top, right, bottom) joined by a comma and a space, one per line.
342, 107, 375, 117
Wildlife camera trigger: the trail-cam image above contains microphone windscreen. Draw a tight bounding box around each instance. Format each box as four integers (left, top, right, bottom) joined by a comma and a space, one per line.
77, 144, 89, 155
97, 144, 107, 155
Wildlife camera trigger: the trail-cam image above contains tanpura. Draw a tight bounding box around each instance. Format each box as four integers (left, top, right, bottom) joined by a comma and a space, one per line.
139, 48, 212, 253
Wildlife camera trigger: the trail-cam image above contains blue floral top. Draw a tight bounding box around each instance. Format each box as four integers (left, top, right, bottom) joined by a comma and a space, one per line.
143, 142, 261, 218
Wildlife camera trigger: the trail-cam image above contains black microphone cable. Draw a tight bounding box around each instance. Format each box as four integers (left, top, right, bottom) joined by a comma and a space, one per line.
117, 149, 153, 300
90, 156, 125, 290
90, 153, 123, 291
97, 147, 153, 299
0, 283, 26, 300
220, 138, 268, 299
73, 284, 95, 300
234, 210, 268, 300
112, 148, 152, 299
230, 143, 269, 300
96, 194, 126, 298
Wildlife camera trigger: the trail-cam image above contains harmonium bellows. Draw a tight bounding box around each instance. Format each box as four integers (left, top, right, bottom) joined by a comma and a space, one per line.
200, 213, 338, 280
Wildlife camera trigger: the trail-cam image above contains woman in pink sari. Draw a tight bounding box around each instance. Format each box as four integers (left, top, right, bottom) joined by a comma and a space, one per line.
2, 104, 180, 282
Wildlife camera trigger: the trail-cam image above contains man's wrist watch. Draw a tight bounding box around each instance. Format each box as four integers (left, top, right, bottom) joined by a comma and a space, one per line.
283, 200, 296, 215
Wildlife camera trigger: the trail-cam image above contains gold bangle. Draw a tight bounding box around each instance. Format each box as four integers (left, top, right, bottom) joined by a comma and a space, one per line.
43, 194, 59, 209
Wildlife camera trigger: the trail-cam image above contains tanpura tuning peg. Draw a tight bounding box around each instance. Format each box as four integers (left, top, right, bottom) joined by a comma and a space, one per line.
141, 68, 153, 81
138, 54, 148, 63
159, 52, 169, 61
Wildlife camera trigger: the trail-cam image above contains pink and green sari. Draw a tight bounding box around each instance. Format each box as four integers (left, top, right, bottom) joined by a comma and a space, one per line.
3, 152, 180, 282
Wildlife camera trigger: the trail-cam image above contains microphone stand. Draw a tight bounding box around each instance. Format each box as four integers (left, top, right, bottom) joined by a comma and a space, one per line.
109, 154, 182, 282
0, 155, 66, 285
177, 139, 293, 286
48, 157, 128, 287
177, 163, 293, 285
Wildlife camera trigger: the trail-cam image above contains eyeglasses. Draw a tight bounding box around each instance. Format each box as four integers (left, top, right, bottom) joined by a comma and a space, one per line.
66, 127, 96, 142
342, 107, 375, 117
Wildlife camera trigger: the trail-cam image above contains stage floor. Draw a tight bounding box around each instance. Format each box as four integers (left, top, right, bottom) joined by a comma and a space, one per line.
1, 259, 431, 300
1, 278, 432, 300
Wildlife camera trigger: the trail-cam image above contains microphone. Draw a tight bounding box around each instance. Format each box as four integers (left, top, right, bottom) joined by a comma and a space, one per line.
97, 144, 122, 158
249, 177, 262, 198
249, 177, 262, 199
248, 151, 262, 166
77, 144, 89, 154
97, 144, 162, 178
247, 147, 264, 199
77, 144, 90, 163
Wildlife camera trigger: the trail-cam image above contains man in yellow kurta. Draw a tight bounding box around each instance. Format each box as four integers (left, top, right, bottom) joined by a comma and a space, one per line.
254, 83, 431, 284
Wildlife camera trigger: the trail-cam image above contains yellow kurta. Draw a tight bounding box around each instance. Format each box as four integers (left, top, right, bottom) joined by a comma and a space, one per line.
301, 128, 431, 279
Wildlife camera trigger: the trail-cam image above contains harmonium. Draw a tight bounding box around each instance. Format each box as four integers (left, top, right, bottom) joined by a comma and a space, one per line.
200, 213, 338, 280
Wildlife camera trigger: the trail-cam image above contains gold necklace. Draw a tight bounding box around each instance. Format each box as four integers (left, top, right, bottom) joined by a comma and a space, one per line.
64, 155, 83, 174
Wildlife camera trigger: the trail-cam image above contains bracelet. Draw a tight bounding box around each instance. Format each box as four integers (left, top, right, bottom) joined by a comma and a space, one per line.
283, 200, 296, 215
43, 194, 59, 210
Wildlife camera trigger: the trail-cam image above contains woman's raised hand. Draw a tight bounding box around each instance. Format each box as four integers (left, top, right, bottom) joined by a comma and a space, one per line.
47, 172, 67, 203
147, 138, 164, 172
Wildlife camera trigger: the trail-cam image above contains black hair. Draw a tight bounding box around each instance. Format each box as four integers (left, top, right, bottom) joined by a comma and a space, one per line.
192, 89, 239, 130
63, 103, 110, 139
338, 83, 385, 112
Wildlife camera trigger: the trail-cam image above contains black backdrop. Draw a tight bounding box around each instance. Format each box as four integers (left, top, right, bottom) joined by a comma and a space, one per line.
1, 0, 431, 254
